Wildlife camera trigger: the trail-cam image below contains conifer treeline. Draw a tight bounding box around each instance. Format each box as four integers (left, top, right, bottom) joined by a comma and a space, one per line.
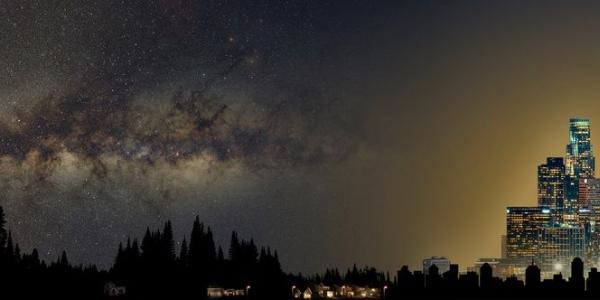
314, 265, 388, 287
0, 206, 390, 299
110, 217, 288, 298
0, 207, 105, 298
0, 207, 288, 299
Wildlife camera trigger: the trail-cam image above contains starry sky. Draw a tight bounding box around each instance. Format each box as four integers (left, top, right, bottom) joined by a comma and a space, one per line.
6, 0, 600, 274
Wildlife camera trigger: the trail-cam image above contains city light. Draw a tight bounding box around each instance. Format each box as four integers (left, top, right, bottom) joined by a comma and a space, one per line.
554, 263, 563, 272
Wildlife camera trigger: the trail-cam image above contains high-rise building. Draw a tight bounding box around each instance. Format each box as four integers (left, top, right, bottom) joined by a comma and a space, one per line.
538, 157, 565, 210
506, 207, 551, 259
566, 118, 595, 178
565, 118, 595, 208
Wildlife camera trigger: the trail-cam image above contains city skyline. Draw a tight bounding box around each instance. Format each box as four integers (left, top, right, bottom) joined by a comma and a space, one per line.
421, 118, 600, 279
503, 118, 597, 279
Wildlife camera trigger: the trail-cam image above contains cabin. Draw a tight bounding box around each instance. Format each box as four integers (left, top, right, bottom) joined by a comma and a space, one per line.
104, 282, 127, 297
207, 287, 225, 298
303, 287, 313, 299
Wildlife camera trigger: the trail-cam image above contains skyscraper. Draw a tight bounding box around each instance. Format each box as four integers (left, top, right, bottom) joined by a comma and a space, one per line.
538, 157, 565, 211
566, 118, 595, 178
565, 118, 595, 210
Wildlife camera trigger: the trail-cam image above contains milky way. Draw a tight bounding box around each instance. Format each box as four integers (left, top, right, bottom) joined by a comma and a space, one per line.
0, 0, 361, 270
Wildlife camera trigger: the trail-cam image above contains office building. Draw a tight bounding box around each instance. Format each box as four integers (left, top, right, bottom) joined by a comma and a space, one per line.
538, 157, 566, 210
506, 207, 551, 258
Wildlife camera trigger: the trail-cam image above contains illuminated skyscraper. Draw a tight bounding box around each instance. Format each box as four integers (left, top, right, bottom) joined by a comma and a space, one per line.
537, 157, 565, 211
506, 207, 551, 259
565, 118, 595, 210
566, 118, 595, 178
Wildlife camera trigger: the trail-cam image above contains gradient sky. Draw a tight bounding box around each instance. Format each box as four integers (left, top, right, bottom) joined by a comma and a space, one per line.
4, 0, 600, 275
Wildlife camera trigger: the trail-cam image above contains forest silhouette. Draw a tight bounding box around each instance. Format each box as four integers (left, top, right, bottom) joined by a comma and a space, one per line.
0, 206, 387, 299
3, 205, 600, 299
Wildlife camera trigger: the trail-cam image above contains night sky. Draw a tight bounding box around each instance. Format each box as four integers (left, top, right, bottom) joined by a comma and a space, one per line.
5, 0, 600, 274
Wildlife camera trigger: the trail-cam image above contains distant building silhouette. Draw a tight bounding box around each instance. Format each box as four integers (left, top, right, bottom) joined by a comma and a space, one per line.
423, 257, 450, 275
390, 256, 600, 299
570, 257, 584, 292
479, 263, 493, 289
426, 265, 441, 289
442, 264, 459, 287
525, 261, 541, 289
411, 271, 425, 290
458, 271, 478, 290
397, 266, 411, 290
588, 267, 600, 296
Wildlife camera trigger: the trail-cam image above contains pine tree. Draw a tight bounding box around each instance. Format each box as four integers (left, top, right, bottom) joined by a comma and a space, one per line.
115, 242, 124, 267
0, 207, 6, 253
131, 239, 140, 260
14, 243, 20, 264
188, 216, 204, 270
179, 237, 188, 266
6, 231, 14, 263
162, 221, 175, 262
141, 227, 153, 260
206, 226, 216, 262
229, 231, 239, 261
60, 251, 69, 267
31, 248, 40, 265
217, 246, 224, 262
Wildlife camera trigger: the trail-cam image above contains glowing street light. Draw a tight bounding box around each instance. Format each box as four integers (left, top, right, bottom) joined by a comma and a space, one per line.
246, 285, 251, 298
383, 285, 388, 299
